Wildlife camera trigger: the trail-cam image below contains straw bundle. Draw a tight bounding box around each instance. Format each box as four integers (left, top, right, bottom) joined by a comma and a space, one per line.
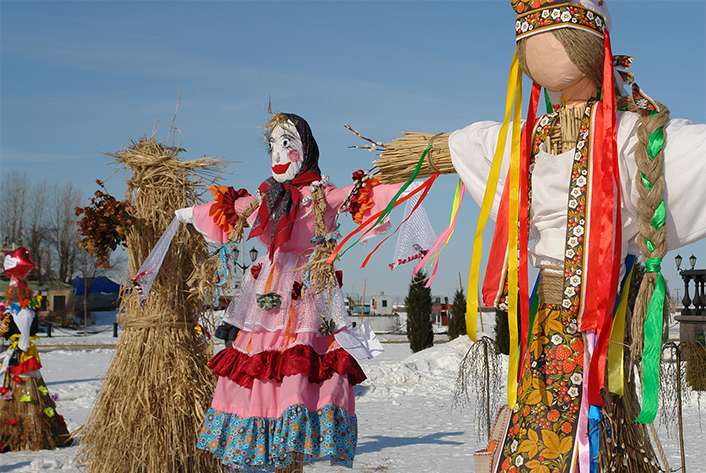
372, 132, 452, 183
77, 138, 225, 473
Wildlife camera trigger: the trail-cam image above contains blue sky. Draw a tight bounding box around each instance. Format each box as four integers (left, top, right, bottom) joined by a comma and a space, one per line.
1, 1, 705, 299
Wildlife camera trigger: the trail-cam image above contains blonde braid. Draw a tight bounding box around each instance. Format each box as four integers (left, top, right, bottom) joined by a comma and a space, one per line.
630, 103, 670, 361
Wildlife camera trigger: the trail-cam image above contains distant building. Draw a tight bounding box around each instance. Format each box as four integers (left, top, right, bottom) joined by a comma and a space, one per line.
72, 276, 121, 311
0, 278, 75, 326
370, 292, 393, 316
431, 295, 451, 327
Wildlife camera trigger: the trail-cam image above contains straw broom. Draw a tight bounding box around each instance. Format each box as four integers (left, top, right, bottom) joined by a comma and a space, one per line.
346, 125, 453, 183
77, 138, 226, 473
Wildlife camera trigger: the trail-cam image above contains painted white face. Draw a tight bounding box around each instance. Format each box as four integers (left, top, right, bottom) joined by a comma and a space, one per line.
268, 121, 304, 183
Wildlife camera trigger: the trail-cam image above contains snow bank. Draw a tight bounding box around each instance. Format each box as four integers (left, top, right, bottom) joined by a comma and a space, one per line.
360, 337, 472, 399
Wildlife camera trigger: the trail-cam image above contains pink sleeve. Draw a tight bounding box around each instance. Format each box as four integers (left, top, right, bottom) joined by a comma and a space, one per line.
359, 183, 402, 239
192, 195, 258, 245
367, 183, 402, 218
192, 202, 228, 245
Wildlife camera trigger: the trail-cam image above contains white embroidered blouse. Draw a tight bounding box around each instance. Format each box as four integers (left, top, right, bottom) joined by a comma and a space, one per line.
449, 111, 706, 268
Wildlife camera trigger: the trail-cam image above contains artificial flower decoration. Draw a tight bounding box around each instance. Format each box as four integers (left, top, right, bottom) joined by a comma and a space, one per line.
318, 318, 336, 336
19, 394, 32, 403
255, 292, 282, 311
208, 185, 251, 239
349, 176, 381, 224
43, 407, 55, 418
291, 281, 303, 301
38, 385, 49, 396
250, 263, 262, 280
5, 418, 18, 426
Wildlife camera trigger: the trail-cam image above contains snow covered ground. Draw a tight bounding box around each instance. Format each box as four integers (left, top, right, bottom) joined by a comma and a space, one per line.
1, 325, 704, 472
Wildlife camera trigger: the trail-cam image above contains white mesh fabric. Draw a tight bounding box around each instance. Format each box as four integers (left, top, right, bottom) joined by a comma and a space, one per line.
390, 193, 437, 271
224, 251, 349, 333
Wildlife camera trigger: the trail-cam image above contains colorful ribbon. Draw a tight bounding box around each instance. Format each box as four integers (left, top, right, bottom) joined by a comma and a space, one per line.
607, 256, 636, 396
636, 258, 665, 424
465, 51, 522, 345
412, 178, 465, 287
326, 171, 433, 265
360, 173, 439, 269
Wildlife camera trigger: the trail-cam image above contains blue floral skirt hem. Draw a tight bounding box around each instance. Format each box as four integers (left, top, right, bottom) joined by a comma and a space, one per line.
197, 404, 357, 471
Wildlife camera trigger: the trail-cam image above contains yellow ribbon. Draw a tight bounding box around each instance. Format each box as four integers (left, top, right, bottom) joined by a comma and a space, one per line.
607, 266, 635, 396
465, 51, 522, 342
464, 51, 523, 407
506, 62, 524, 408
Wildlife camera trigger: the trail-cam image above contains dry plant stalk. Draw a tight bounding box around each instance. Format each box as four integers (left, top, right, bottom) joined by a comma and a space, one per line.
599, 295, 664, 473
373, 132, 452, 183
77, 138, 225, 473
453, 336, 503, 441
684, 341, 706, 392
307, 184, 338, 294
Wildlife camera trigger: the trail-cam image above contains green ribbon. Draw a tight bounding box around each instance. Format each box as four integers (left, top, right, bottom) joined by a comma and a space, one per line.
339, 143, 432, 257
636, 257, 665, 424
543, 88, 553, 114
651, 201, 666, 229
647, 127, 664, 160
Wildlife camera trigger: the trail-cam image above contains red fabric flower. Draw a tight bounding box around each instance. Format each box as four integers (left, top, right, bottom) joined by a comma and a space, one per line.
351, 169, 365, 181
5, 418, 18, 426
250, 263, 262, 280
0, 387, 8, 395
11, 374, 23, 384
291, 281, 303, 301
208, 185, 251, 237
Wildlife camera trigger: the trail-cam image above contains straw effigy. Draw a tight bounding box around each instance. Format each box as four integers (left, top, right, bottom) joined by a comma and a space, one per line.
77, 138, 226, 473
370, 132, 452, 183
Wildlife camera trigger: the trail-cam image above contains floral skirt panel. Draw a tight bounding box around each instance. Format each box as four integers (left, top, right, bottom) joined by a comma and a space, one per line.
496, 304, 585, 473
198, 404, 356, 471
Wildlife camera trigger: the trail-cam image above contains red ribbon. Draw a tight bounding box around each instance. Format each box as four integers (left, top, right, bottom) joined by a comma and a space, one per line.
517, 83, 541, 380
327, 178, 436, 265
587, 31, 621, 407
360, 173, 439, 269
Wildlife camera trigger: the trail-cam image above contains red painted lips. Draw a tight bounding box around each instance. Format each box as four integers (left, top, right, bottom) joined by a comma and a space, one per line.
272, 162, 291, 174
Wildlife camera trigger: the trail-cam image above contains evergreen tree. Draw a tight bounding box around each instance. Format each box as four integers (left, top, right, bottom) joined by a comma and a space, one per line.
495, 309, 510, 355
406, 271, 433, 353
448, 286, 467, 340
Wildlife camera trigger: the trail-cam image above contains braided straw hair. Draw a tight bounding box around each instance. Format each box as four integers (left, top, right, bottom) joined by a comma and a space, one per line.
630, 103, 670, 359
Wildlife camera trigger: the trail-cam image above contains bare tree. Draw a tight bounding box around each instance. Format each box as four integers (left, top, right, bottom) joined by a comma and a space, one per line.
26, 180, 50, 282
0, 171, 29, 246
50, 183, 81, 282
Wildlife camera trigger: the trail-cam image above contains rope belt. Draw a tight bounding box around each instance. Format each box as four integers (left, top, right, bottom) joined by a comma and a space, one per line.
539, 265, 564, 305
121, 318, 196, 330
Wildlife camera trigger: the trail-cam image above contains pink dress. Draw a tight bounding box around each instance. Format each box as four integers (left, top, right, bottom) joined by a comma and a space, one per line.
193, 182, 397, 470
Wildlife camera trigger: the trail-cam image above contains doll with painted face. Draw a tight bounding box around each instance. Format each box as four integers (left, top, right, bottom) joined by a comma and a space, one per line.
176, 113, 399, 472
441, 1, 706, 472
0, 247, 71, 452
